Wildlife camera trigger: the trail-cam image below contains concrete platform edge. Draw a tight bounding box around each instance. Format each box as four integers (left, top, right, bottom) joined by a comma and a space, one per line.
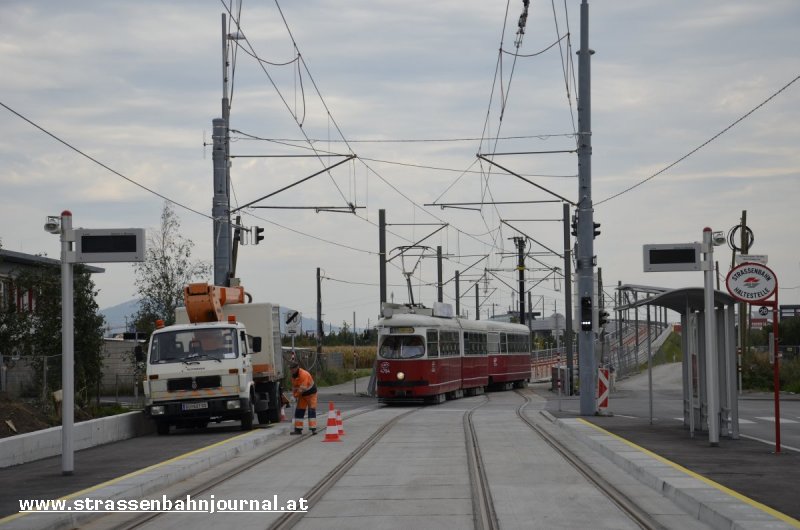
3, 423, 290, 530
549, 415, 797, 530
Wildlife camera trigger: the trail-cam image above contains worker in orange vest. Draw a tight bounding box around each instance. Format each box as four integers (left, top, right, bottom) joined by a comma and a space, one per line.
289, 362, 317, 435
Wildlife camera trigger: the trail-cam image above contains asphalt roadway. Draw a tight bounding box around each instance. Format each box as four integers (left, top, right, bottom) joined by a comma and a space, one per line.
2, 372, 799, 529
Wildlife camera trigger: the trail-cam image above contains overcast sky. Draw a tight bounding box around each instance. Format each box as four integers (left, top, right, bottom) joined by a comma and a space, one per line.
1, 1, 798, 332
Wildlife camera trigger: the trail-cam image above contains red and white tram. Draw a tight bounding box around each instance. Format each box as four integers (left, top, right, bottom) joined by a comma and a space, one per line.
376, 304, 531, 403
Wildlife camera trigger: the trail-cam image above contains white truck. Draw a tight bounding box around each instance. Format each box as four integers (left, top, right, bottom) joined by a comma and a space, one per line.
141, 283, 285, 435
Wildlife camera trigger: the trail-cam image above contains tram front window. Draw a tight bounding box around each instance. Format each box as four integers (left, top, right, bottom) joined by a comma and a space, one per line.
379, 335, 425, 359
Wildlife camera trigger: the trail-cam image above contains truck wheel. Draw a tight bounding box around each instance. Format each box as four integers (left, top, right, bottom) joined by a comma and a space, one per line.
156, 421, 170, 436
257, 411, 270, 425
241, 400, 255, 431
266, 383, 283, 423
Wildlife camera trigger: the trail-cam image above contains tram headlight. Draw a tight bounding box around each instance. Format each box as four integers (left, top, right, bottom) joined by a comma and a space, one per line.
396, 371, 405, 381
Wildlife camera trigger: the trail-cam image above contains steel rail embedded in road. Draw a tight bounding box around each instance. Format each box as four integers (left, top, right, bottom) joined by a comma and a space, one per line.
269, 408, 418, 530
513, 390, 666, 530
464, 396, 500, 530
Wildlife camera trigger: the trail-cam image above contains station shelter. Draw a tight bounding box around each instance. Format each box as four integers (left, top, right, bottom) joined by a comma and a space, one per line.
618, 286, 739, 445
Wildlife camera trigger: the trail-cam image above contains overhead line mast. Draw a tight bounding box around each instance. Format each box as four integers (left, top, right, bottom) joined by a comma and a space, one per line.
576, 0, 597, 415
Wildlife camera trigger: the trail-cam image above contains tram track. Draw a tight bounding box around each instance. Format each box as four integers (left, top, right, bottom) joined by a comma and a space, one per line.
269, 407, 418, 530
112, 405, 382, 530
513, 390, 666, 530
464, 396, 500, 530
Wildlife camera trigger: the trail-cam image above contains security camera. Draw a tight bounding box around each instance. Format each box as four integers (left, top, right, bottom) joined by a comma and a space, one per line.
44, 216, 61, 234
712, 231, 726, 246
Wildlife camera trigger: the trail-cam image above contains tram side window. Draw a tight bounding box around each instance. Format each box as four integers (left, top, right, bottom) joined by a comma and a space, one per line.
500, 333, 508, 354
426, 330, 439, 358
507, 333, 530, 353
439, 330, 459, 357
464, 332, 487, 356
379, 335, 426, 359
488, 332, 500, 354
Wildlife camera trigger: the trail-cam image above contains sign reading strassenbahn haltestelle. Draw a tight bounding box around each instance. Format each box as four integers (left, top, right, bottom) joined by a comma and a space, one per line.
725, 262, 777, 303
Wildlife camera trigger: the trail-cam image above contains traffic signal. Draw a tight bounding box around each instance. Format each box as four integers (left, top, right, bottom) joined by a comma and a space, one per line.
571, 213, 578, 237
254, 226, 265, 245
598, 309, 609, 328
580, 296, 592, 331
593, 222, 601, 239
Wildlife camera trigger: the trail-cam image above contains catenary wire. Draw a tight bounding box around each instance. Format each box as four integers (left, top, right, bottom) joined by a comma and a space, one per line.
596, 73, 800, 205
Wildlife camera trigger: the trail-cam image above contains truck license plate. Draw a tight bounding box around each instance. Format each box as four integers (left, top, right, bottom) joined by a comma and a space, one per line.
182, 402, 208, 411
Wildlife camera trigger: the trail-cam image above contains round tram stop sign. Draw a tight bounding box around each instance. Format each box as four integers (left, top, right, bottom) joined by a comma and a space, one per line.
725, 262, 777, 303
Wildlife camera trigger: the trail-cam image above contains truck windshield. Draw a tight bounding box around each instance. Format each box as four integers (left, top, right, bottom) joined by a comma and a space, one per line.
379, 335, 425, 359
150, 329, 238, 364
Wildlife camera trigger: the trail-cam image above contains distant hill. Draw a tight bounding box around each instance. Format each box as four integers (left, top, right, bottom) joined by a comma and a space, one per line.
99, 299, 340, 337
99, 299, 140, 336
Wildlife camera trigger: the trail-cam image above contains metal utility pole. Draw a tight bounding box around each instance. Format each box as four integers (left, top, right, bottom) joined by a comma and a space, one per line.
513, 236, 526, 325
563, 203, 574, 395
213, 13, 233, 286
379, 209, 387, 314
739, 210, 749, 375
317, 267, 323, 357
475, 284, 479, 321
60, 211, 74, 475
455, 271, 461, 316
576, 0, 596, 414
437, 246, 443, 303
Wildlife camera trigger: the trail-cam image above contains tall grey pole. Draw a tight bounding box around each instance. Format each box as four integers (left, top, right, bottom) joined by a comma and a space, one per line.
703, 227, 720, 446
647, 304, 653, 425
437, 246, 443, 303
455, 271, 460, 317
563, 204, 574, 395
316, 267, 322, 357
516, 237, 526, 325
212, 14, 232, 286
475, 284, 479, 321
60, 210, 74, 475
576, 0, 596, 414
379, 209, 387, 314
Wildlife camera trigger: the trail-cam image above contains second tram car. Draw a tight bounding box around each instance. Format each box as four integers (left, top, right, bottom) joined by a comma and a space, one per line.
376, 304, 531, 403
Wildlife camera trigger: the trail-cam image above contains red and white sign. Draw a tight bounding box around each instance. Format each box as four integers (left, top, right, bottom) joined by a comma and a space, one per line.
725, 262, 777, 303
597, 368, 609, 411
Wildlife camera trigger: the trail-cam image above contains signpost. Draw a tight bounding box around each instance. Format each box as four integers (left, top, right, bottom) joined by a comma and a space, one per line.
286, 310, 301, 356
726, 261, 781, 453
48, 211, 145, 475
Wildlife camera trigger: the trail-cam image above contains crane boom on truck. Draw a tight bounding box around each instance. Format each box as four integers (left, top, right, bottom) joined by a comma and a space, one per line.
142, 282, 285, 435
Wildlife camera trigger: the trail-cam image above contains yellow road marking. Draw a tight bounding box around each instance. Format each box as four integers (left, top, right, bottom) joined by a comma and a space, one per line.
0, 430, 260, 525
577, 418, 800, 528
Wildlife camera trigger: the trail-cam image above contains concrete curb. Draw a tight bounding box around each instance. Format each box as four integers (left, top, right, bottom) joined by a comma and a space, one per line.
4, 423, 291, 530
552, 417, 796, 530
0, 411, 155, 469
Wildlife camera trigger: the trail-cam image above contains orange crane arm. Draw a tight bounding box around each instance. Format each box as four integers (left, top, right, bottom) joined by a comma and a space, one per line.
183, 283, 245, 323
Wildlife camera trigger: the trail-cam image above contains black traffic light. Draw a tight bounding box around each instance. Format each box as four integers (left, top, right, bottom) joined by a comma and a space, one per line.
593, 222, 601, 239
254, 226, 265, 245
598, 309, 609, 328
580, 296, 592, 331
571, 213, 578, 237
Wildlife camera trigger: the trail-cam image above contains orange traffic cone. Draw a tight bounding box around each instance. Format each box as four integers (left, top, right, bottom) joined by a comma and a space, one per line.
322, 402, 341, 442
280, 406, 287, 422
336, 409, 345, 436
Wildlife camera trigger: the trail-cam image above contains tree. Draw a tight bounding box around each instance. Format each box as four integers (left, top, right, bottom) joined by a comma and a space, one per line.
12, 264, 105, 406
133, 201, 210, 335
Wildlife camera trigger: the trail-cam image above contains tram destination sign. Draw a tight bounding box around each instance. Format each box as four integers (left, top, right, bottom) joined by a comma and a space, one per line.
725, 262, 777, 303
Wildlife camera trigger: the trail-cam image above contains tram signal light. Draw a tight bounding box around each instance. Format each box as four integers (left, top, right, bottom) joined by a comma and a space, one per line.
593, 222, 601, 239
254, 226, 265, 245
580, 296, 592, 331
598, 309, 609, 328
571, 214, 578, 237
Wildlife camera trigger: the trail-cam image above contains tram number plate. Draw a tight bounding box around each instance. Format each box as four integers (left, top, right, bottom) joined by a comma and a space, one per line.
182, 402, 208, 411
